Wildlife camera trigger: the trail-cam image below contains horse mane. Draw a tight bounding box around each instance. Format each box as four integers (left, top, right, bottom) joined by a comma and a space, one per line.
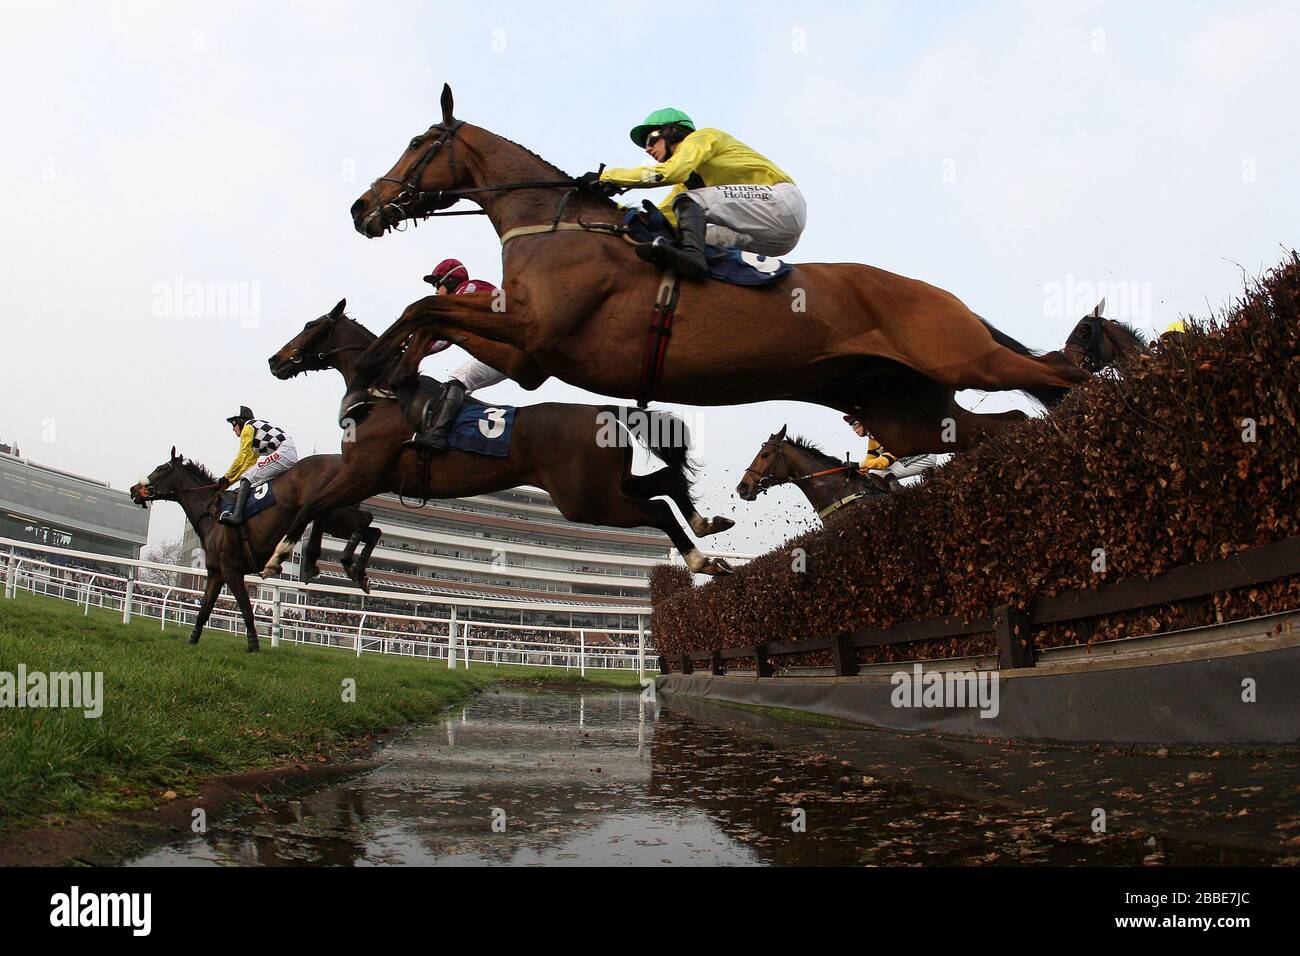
481, 127, 622, 212
183, 459, 219, 484
1112, 319, 1147, 345
787, 434, 842, 466
342, 313, 378, 341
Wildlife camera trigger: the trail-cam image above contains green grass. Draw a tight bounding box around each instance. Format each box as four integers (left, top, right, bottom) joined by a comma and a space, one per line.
0, 590, 646, 833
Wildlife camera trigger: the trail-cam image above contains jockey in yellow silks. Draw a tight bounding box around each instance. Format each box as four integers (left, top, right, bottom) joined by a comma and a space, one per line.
578, 108, 806, 279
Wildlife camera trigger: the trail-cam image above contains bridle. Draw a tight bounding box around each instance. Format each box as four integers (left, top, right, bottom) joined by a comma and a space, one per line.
369, 119, 583, 231
1065, 315, 1111, 372
135, 460, 223, 504
741, 437, 856, 496
283, 318, 367, 373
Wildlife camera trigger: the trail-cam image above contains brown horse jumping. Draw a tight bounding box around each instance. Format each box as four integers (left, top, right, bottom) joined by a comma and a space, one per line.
129, 450, 381, 652
736, 425, 889, 524
262, 300, 736, 579
345, 85, 1097, 457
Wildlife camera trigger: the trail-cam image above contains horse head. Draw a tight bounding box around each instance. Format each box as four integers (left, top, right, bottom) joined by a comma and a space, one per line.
351, 83, 469, 237
130, 446, 194, 507
1063, 299, 1147, 372
269, 298, 354, 378
735, 425, 790, 501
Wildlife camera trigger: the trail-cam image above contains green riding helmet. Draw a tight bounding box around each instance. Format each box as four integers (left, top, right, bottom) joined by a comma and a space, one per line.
629, 108, 696, 147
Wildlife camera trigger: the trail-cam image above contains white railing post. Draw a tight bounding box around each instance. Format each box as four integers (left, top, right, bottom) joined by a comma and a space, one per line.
448, 607, 458, 669
580, 630, 586, 677
161, 588, 172, 631
463, 623, 471, 670
356, 613, 367, 657
637, 615, 646, 680
2, 545, 14, 599
122, 566, 136, 624
83, 575, 97, 616
271, 585, 281, 648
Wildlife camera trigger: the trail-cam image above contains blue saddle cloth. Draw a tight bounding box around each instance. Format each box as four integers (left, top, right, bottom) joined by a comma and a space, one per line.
447, 400, 516, 457
219, 480, 277, 520
623, 203, 794, 286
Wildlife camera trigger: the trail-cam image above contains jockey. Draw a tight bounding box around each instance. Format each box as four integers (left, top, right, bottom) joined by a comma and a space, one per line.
845, 416, 936, 491
218, 406, 298, 525
579, 108, 806, 279
405, 258, 508, 453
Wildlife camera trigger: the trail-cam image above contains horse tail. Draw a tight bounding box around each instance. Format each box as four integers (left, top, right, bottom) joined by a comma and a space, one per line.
604, 406, 699, 481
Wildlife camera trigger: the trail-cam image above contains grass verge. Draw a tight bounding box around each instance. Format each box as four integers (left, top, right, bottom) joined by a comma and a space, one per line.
0, 590, 644, 836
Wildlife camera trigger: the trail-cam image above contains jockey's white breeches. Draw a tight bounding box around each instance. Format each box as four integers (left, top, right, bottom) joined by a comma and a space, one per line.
452, 358, 508, 394
237, 439, 298, 487
681, 181, 807, 257
874, 454, 938, 482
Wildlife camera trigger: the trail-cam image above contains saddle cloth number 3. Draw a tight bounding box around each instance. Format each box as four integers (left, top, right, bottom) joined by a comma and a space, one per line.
478, 408, 507, 439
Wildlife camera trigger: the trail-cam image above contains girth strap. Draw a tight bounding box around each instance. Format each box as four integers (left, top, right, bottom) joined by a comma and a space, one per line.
638, 271, 680, 408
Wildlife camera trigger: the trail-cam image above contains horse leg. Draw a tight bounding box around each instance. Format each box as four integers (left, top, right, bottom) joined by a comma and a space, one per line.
188, 573, 223, 645
300, 520, 324, 583
945, 345, 1090, 399
225, 567, 260, 652
353, 527, 381, 593
266, 471, 371, 577
429, 327, 551, 391
623, 467, 735, 538
547, 477, 733, 576
356, 294, 533, 390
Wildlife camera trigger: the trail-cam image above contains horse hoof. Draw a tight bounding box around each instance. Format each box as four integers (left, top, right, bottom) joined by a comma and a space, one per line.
708, 516, 736, 535
358, 576, 371, 595
703, 558, 735, 576
187, 636, 200, 645
246, 644, 260, 653
261, 563, 280, 578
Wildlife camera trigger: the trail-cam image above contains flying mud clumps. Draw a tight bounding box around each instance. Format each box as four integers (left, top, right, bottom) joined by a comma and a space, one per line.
652, 253, 1300, 670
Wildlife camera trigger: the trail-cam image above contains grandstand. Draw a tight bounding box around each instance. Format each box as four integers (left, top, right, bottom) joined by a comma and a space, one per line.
0, 441, 149, 563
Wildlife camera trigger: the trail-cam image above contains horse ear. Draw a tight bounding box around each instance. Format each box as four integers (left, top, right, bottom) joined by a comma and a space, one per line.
440, 83, 455, 124
170, 445, 178, 460
1092, 298, 1106, 318
775, 424, 788, 440
330, 298, 346, 318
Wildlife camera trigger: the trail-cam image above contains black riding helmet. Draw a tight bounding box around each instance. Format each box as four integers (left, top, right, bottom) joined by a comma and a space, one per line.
226, 405, 255, 428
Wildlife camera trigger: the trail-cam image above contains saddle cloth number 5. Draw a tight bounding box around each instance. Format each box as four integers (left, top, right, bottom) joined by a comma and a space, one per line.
253, 483, 271, 500
478, 408, 507, 439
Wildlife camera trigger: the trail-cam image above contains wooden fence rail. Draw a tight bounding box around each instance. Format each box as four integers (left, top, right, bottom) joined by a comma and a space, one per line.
663, 535, 1300, 677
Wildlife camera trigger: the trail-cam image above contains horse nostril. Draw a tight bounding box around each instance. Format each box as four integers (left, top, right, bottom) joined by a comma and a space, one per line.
350, 198, 366, 219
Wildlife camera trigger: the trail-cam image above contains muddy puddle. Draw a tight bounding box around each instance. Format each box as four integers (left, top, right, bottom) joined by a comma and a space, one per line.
128, 689, 1300, 866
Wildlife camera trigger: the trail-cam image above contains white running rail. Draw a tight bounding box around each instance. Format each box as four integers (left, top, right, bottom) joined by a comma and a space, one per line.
0, 536, 657, 675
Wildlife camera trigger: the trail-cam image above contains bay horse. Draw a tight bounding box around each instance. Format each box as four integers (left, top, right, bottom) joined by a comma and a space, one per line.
129, 451, 381, 652
736, 425, 888, 524
345, 84, 1114, 457
261, 300, 737, 579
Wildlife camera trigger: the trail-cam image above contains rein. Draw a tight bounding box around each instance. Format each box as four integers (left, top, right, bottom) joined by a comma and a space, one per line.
371, 119, 628, 241
742, 438, 857, 493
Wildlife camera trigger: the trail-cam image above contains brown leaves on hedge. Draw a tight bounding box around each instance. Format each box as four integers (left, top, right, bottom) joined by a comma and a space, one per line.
652, 253, 1300, 666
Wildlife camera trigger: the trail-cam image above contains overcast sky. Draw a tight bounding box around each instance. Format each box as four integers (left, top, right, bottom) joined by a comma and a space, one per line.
2, 0, 1296, 556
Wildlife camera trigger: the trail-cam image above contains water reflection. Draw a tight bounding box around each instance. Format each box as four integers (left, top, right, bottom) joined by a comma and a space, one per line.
129, 689, 1298, 866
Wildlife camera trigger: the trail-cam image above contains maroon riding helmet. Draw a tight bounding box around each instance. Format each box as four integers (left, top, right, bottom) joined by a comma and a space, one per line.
423, 257, 470, 293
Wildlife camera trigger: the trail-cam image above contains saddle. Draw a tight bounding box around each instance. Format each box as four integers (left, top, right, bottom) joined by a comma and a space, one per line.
623, 202, 794, 286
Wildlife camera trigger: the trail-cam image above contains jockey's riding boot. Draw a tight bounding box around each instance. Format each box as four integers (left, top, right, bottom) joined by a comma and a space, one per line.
634, 195, 708, 279
219, 479, 252, 525
403, 380, 466, 453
